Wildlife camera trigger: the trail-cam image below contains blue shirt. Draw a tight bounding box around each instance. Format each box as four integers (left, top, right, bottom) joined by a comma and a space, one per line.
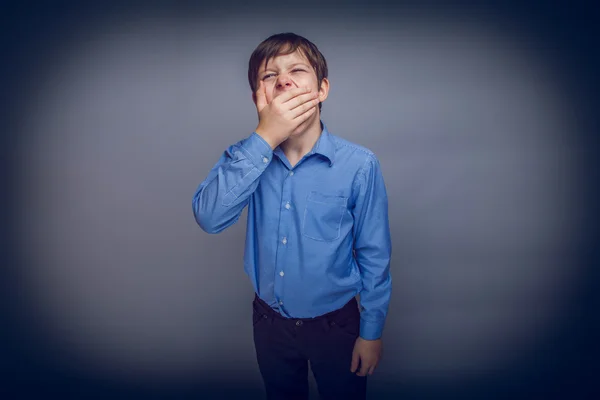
193, 122, 392, 340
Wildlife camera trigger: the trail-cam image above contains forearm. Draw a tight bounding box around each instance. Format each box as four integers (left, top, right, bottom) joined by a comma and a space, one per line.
358, 267, 392, 340
193, 132, 273, 233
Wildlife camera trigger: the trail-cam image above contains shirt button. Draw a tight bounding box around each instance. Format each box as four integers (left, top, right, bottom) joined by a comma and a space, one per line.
282, 237, 287, 245
279, 300, 283, 306
279, 271, 284, 277
285, 202, 291, 210
262, 157, 269, 163
289, 171, 294, 176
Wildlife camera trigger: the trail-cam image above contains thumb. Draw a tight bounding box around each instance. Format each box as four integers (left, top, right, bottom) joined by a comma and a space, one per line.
255, 81, 267, 111
350, 346, 360, 373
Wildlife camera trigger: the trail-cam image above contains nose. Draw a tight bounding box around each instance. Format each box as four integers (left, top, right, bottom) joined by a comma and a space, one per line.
276, 74, 294, 90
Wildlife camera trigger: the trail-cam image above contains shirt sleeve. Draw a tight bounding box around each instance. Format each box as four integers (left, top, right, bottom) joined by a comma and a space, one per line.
352, 154, 392, 340
192, 132, 273, 234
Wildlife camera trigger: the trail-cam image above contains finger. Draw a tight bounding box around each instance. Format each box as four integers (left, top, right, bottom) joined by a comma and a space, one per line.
291, 104, 317, 125
255, 81, 268, 110
357, 362, 370, 377
287, 91, 319, 111
290, 97, 319, 119
368, 365, 376, 376
350, 350, 360, 373
276, 86, 311, 104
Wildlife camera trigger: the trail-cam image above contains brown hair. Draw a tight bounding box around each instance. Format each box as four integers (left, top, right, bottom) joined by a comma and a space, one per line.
248, 32, 328, 111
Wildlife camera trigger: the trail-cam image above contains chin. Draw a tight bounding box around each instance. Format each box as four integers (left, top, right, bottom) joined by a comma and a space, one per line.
288, 129, 304, 137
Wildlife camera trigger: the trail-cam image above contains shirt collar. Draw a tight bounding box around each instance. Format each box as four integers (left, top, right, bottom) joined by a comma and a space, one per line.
273, 121, 336, 166
310, 121, 335, 166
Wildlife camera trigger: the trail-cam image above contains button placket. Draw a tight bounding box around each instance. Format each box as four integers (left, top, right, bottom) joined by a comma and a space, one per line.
274, 166, 296, 316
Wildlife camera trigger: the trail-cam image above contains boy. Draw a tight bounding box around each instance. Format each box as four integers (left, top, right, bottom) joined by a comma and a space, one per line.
192, 33, 392, 399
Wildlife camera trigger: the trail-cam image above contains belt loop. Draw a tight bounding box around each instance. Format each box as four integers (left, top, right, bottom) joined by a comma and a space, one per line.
321, 317, 330, 333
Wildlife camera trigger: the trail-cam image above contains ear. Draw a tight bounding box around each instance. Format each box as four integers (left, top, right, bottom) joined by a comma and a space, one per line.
318, 77, 330, 104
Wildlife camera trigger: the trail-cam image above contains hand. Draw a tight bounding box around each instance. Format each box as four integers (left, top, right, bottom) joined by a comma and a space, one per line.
350, 337, 382, 377
254, 81, 320, 149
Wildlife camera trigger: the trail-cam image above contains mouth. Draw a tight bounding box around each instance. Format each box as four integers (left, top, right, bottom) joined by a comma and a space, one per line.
274, 85, 299, 97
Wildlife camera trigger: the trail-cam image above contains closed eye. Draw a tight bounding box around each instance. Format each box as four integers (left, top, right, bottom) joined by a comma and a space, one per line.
262, 68, 306, 80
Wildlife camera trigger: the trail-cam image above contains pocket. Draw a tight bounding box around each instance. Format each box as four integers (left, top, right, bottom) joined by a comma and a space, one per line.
302, 191, 348, 242
252, 302, 269, 327
330, 312, 360, 338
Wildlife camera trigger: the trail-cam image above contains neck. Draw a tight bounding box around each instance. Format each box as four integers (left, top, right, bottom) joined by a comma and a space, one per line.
280, 114, 322, 161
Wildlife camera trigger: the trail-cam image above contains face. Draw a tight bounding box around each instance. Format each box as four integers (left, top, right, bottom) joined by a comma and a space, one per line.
256, 49, 329, 106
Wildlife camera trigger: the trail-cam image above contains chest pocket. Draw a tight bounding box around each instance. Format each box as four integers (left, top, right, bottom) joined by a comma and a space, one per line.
302, 191, 348, 242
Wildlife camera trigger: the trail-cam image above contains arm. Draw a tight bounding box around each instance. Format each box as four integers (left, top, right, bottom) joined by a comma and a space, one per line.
192, 132, 273, 234
349, 154, 392, 376
194, 83, 320, 234
352, 155, 392, 341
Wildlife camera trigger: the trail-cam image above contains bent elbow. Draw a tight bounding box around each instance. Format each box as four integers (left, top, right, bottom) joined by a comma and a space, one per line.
195, 213, 220, 234
192, 189, 242, 234
192, 197, 221, 234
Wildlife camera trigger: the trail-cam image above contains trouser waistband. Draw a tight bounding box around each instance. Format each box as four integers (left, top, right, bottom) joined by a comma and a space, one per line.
253, 293, 359, 323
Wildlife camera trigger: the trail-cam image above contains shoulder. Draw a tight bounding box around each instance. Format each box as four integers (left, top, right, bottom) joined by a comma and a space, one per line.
329, 133, 380, 169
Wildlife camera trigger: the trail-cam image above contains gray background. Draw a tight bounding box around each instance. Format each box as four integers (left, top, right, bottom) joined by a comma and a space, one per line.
3, 2, 597, 399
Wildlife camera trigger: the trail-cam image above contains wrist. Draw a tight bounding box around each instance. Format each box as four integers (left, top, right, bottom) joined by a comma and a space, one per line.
359, 336, 381, 341
254, 128, 279, 150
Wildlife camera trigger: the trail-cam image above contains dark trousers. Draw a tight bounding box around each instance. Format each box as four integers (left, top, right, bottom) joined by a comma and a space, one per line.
252, 294, 367, 400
